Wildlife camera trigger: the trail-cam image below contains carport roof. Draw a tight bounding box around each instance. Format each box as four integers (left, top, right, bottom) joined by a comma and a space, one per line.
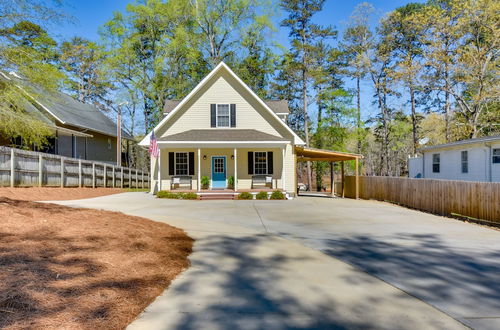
295, 146, 362, 162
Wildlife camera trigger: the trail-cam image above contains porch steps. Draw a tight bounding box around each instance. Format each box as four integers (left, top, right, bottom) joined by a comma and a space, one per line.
199, 193, 235, 200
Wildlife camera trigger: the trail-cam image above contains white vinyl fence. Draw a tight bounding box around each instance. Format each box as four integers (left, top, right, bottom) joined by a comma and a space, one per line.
0, 146, 149, 189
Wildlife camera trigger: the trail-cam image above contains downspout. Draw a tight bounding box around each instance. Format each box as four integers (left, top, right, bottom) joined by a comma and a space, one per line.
422, 152, 425, 178
485, 143, 492, 182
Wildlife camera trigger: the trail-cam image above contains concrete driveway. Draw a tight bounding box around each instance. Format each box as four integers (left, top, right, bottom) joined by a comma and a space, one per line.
54, 193, 500, 330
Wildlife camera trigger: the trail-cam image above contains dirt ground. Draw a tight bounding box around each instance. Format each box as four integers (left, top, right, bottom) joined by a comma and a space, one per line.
0, 187, 125, 201
0, 197, 193, 330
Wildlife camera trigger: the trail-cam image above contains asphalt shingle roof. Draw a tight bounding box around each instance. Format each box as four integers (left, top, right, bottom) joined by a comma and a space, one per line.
159, 129, 288, 142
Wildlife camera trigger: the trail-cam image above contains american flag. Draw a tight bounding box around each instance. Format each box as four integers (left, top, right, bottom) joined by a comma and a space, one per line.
148, 131, 159, 158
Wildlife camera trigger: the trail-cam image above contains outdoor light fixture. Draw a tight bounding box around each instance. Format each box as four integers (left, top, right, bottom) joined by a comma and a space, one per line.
203, 155, 207, 160
231, 155, 234, 160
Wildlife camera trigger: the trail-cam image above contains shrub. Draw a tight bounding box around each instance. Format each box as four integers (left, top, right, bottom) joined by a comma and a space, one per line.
181, 192, 199, 200
157, 191, 199, 200
157, 191, 180, 199
270, 190, 285, 200
238, 192, 253, 200
201, 176, 210, 189
256, 191, 268, 200
227, 176, 234, 187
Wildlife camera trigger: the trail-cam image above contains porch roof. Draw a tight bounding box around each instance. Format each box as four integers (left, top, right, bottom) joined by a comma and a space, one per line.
159, 129, 288, 142
295, 146, 362, 162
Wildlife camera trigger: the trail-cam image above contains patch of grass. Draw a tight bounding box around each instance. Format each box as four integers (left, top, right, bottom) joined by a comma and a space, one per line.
255, 191, 268, 200
237, 192, 253, 200
270, 190, 286, 200
123, 188, 149, 192
156, 191, 199, 200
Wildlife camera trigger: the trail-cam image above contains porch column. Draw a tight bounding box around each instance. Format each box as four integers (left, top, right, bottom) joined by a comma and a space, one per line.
330, 161, 334, 197
197, 148, 201, 191
341, 161, 345, 198
282, 147, 286, 191
157, 149, 161, 191
233, 148, 238, 191
355, 157, 359, 199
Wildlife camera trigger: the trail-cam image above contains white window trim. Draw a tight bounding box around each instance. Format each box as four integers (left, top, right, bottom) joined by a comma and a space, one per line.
174, 151, 189, 176
254, 151, 268, 175
216, 103, 231, 128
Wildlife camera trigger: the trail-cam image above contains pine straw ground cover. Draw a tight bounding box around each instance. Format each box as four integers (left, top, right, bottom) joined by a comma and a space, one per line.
0, 197, 193, 329
0, 187, 125, 201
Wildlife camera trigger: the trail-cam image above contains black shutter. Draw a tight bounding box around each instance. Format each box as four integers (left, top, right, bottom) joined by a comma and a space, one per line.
188, 152, 195, 175
169, 152, 175, 175
230, 104, 236, 127
267, 151, 273, 174
248, 151, 254, 175
210, 104, 216, 127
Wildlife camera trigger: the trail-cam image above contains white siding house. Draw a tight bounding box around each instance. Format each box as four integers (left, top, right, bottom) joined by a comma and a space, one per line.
408, 135, 500, 182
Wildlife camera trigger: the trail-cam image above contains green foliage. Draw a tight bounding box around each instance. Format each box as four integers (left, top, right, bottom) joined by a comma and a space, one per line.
237, 191, 253, 200
156, 191, 199, 200
201, 176, 210, 188
255, 191, 268, 200
227, 175, 234, 187
270, 190, 285, 200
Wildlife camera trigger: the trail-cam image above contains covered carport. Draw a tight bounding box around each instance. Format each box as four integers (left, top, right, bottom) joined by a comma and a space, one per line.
295, 146, 362, 199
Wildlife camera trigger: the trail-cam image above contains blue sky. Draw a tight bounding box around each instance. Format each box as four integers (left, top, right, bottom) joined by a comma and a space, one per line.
53, 0, 424, 122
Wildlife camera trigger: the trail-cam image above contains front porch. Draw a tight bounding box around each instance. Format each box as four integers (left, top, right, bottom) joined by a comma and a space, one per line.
152, 145, 293, 194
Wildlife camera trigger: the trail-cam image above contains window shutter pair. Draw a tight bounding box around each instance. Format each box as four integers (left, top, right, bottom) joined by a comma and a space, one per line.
210, 104, 236, 127
168, 152, 194, 176
247, 151, 273, 174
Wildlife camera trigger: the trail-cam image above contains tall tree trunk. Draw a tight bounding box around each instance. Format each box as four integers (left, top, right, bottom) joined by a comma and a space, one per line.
444, 62, 450, 142
356, 76, 361, 154
302, 69, 312, 191
316, 102, 323, 192
410, 86, 418, 155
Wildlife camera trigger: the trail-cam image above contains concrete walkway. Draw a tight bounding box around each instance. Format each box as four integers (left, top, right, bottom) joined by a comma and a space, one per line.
54, 193, 500, 329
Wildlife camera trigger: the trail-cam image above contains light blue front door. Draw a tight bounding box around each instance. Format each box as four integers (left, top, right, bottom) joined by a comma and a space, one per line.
212, 156, 226, 189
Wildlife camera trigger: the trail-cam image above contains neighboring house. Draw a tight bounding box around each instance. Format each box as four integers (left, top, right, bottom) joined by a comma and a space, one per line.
139, 62, 361, 196
408, 135, 500, 182
0, 71, 132, 163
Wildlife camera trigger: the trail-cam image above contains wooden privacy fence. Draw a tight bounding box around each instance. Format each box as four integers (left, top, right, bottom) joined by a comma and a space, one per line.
344, 176, 500, 223
0, 146, 150, 189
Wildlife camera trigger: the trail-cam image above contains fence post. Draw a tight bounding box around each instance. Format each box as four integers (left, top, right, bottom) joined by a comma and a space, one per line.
38, 154, 43, 187
92, 163, 96, 188
60, 158, 64, 187
135, 170, 138, 188
10, 148, 15, 187
112, 167, 116, 188
78, 160, 82, 188
129, 168, 131, 188
103, 164, 107, 188
142, 171, 145, 189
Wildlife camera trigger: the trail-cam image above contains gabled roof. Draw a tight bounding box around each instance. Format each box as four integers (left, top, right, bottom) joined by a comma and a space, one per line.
419, 135, 500, 152
159, 129, 288, 142
1, 71, 132, 139
140, 62, 304, 146
163, 99, 290, 115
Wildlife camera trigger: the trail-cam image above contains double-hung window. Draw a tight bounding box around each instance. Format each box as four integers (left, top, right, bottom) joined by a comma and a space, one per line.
432, 153, 440, 173
461, 151, 468, 173
254, 152, 268, 174
493, 149, 500, 164
175, 152, 188, 175
216, 104, 230, 127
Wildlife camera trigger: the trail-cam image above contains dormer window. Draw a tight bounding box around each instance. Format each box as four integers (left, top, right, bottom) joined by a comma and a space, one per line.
216, 104, 230, 127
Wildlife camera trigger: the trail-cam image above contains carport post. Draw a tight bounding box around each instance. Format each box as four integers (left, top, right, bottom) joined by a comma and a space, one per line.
330, 162, 334, 197
341, 161, 345, 198
355, 158, 359, 199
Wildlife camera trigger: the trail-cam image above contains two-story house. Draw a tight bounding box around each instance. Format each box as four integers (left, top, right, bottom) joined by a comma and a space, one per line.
139, 62, 362, 197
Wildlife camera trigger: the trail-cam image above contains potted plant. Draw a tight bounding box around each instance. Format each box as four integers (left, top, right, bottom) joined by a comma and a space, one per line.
201, 176, 210, 190
227, 175, 234, 189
